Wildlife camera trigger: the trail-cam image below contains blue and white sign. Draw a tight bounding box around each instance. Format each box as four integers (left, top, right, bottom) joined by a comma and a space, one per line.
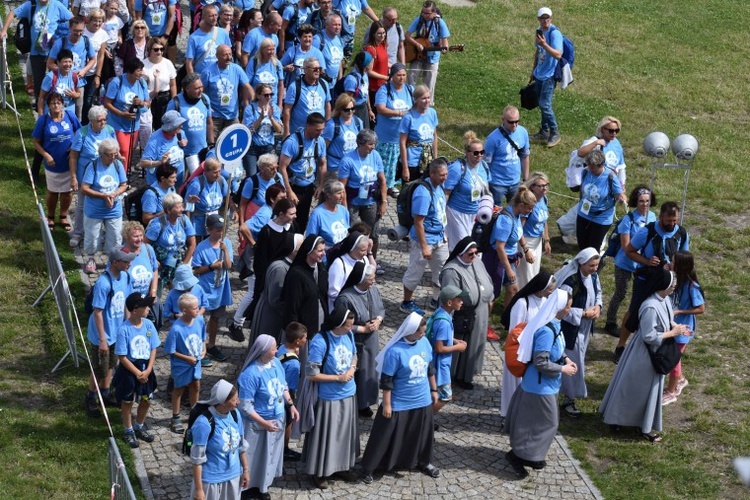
215, 124, 252, 164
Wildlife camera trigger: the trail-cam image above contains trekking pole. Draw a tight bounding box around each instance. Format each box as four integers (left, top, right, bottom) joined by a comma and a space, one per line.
214, 173, 234, 288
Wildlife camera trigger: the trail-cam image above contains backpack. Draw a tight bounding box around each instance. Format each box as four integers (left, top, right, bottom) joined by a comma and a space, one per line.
286, 129, 321, 165
331, 69, 362, 104
14, 0, 36, 54
471, 206, 513, 252
84, 271, 132, 315
291, 75, 328, 109
124, 185, 158, 222
395, 176, 431, 229
425, 312, 450, 345
504, 320, 556, 378
233, 172, 282, 206
603, 211, 635, 258
182, 404, 240, 455
642, 222, 688, 265
154, 213, 189, 245
547, 26, 575, 70
328, 115, 363, 146
385, 82, 414, 107
171, 94, 210, 113
282, 0, 317, 44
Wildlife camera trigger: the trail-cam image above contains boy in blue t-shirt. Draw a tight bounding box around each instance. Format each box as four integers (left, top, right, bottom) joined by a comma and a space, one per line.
113, 293, 160, 448
277, 321, 308, 460
431, 285, 467, 414
164, 293, 207, 433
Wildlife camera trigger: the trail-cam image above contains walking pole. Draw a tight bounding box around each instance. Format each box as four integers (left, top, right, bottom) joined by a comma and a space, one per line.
214, 173, 234, 288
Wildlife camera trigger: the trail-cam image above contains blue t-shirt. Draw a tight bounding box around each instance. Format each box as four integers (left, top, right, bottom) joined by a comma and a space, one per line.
86, 269, 132, 346
280, 131, 327, 187
323, 116, 362, 170
398, 108, 438, 167
115, 318, 160, 361
49, 35, 96, 73
164, 316, 206, 384
532, 25, 563, 81
431, 308, 453, 387
246, 59, 284, 107
142, 130, 185, 186
577, 169, 624, 225
521, 321, 564, 395
141, 183, 175, 216
242, 101, 281, 148
32, 111, 80, 173
602, 138, 626, 171
342, 69, 368, 106
70, 124, 117, 179
484, 126, 530, 187
277, 345, 300, 392
280, 44, 326, 87
409, 180, 446, 245
374, 83, 412, 144
238, 359, 287, 420
145, 214, 196, 254
613, 210, 658, 272
673, 281, 703, 343
383, 336, 433, 412
246, 205, 272, 240
186, 176, 228, 237
192, 237, 234, 310
40, 71, 84, 114
308, 331, 356, 401
490, 209, 522, 254
13, 0, 72, 56
306, 204, 350, 248
338, 148, 383, 206
186, 27, 232, 75
105, 75, 149, 132
406, 16, 450, 64
166, 94, 212, 157
334, 0, 368, 43
313, 31, 344, 81
241, 26, 278, 59
629, 223, 690, 274
523, 195, 549, 239
281, 3, 314, 49
240, 172, 282, 206
283, 78, 331, 134
444, 159, 490, 214
82, 159, 127, 219
163, 286, 208, 320
134, 0, 177, 36
201, 62, 250, 120
191, 408, 245, 484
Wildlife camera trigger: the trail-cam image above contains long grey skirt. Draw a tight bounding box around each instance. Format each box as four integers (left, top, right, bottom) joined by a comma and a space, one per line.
244, 416, 285, 492
354, 330, 380, 409
505, 387, 558, 462
360, 404, 434, 473
301, 395, 359, 477
190, 475, 241, 500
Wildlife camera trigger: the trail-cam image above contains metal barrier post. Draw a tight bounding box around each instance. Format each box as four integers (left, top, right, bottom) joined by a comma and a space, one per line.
108, 437, 138, 500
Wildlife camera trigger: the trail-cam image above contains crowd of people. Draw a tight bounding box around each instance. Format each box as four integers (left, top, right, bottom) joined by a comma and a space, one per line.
3, 0, 707, 497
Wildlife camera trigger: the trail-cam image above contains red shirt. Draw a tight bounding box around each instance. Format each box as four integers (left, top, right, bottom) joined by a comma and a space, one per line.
364, 43, 389, 92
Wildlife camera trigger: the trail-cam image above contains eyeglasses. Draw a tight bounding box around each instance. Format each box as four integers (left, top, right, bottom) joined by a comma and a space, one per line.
343, 107, 355, 112
506, 119, 520, 124
152, 47, 164, 52
134, 26, 146, 29
534, 183, 549, 189
471, 150, 485, 156
261, 93, 273, 97
605, 127, 620, 133
306, 66, 321, 71
385, 16, 398, 22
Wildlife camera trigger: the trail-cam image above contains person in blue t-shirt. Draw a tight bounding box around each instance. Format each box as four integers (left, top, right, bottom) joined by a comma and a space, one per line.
276, 321, 307, 460
444, 131, 491, 251
141, 164, 178, 226
280, 25, 326, 89
530, 7, 563, 147
84, 248, 135, 418
484, 106, 530, 205
47, 18, 97, 85
323, 94, 363, 173
166, 73, 215, 166
201, 44, 253, 137
374, 64, 412, 193
404, 1, 450, 104
360, 312, 439, 484
185, 158, 229, 240
240, 13, 281, 65
576, 149, 626, 252
398, 84, 438, 181
575, 116, 628, 190
242, 84, 283, 178
333, 0, 378, 56
139, 109, 187, 186
306, 179, 350, 248
113, 293, 160, 448
246, 39, 285, 111
279, 0, 316, 51
282, 57, 332, 136
342, 51, 374, 126
122, 221, 159, 298
313, 14, 345, 82
431, 285, 467, 414
134, 0, 176, 37
186, 5, 232, 75
38, 50, 84, 116
516, 172, 552, 288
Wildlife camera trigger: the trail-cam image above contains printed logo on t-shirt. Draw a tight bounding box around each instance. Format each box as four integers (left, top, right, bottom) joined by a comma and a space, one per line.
258, 71, 277, 85
130, 335, 151, 359
331, 221, 348, 244
582, 182, 602, 204
408, 353, 428, 379
342, 130, 356, 151
418, 123, 433, 141
306, 89, 323, 111
187, 106, 205, 130
99, 174, 118, 194
220, 425, 241, 453
605, 150, 618, 168
333, 343, 352, 372
130, 264, 152, 290
185, 333, 203, 357
265, 377, 286, 407
110, 290, 126, 316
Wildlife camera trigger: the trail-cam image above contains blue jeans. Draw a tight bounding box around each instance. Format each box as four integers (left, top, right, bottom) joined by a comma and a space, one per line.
489, 183, 519, 206
534, 77, 558, 132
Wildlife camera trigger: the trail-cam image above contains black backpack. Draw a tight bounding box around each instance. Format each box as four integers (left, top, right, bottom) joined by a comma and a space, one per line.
14, 0, 36, 54
471, 206, 513, 252
331, 69, 363, 104
124, 185, 158, 223
395, 176, 431, 229
291, 76, 328, 109
233, 172, 282, 206
604, 211, 636, 258
84, 271, 132, 315
642, 221, 688, 265
284, 130, 321, 166
182, 404, 240, 455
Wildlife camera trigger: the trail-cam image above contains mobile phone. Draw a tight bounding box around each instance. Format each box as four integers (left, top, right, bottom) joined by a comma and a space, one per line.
536, 28, 544, 38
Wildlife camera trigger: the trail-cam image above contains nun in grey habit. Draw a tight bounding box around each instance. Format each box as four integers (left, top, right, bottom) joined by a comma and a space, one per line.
438, 237, 494, 387
599, 269, 688, 441
335, 261, 385, 415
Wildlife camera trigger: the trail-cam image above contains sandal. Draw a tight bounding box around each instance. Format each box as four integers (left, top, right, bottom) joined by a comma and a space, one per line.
59, 216, 72, 232
642, 432, 662, 443
46, 216, 55, 230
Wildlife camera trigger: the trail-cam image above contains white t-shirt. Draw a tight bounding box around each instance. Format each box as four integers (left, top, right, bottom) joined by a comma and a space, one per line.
73, 0, 104, 17
83, 28, 110, 76
103, 16, 124, 45
143, 58, 177, 93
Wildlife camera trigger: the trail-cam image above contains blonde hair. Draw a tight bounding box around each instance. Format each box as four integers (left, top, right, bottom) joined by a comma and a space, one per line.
332, 93, 355, 117
463, 130, 483, 152
122, 220, 145, 241
204, 158, 222, 172
595, 116, 622, 137
178, 293, 198, 310
511, 185, 537, 209
412, 84, 430, 106
524, 172, 549, 189
87, 8, 105, 20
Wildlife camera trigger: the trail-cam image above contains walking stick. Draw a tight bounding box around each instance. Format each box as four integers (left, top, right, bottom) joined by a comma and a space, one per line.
215, 173, 234, 288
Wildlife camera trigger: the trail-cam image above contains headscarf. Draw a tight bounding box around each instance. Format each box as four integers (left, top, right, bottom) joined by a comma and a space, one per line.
446, 236, 478, 265
553, 248, 600, 286
375, 312, 423, 374
292, 234, 324, 266
328, 231, 366, 263
240, 333, 276, 371
198, 379, 234, 406
341, 261, 375, 290
274, 232, 296, 261
649, 268, 675, 296
389, 62, 406, 79
501, 268, 555, 329
320, 301, 351, 331
516, 289, 570, 363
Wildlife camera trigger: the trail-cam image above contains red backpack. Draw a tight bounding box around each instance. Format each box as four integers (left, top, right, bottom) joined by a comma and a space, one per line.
504, 322, 528, 378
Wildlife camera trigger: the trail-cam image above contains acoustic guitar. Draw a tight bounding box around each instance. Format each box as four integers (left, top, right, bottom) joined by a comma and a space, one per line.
405, 38, 465, 63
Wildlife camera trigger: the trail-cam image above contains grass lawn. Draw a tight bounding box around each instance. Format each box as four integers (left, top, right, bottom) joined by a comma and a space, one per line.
0, 0, 748, 498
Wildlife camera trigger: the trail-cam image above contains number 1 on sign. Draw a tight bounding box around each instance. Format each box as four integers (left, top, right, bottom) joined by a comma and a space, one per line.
230, 134, 237, 148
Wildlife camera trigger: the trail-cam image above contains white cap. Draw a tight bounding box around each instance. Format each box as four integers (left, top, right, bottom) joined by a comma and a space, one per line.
537, 7, 552, 17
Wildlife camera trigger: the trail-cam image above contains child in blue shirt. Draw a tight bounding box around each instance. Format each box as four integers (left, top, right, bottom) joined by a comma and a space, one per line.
277, 321, 308, 460
163, 264, 208, 324
431, 285, 467, 413
113, 293, 160, 448
164, 293, 207, 433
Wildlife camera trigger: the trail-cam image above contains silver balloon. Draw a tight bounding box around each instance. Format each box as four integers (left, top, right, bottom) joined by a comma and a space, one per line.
672, 134, 699, 160
643, 131, 671, 158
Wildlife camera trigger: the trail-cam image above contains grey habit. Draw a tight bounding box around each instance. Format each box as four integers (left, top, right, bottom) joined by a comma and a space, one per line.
249, 257, 292, 343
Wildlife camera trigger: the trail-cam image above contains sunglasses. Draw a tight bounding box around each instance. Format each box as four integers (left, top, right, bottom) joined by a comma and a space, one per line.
605, 127, 620, 133
343, 107, 355, 112
261, 93, 273, 97
306, 67, 321, 71
134, 26, 146, 29
471, 150, 486, 156
506, 119, 520, 124
534, 183, 549, 189
152, 47, 164, 52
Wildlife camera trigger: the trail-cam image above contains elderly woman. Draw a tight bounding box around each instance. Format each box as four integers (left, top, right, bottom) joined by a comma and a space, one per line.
600, 269, 690, 442
576, 116, 627, 191
605, 185, 658, 336
335, 261, 385, 418
324, 94, 364, 176
122, 221, 159, 297
33, 92, 81, 232
302, 302, 359, 489
374, 63, 411, 196
444, 131, 491, 251
576, 149, 627, 252
242, 84, 283, 178
306, 179, 350, 250
483, 186, 537, 309
327, 231, 375, 310
239, 152, 283, 228
190, 379, 250, 500
144, 192, 197, 295
360, 312, 439, 484
399, 84, 437, 181
499, 269, 557, 426
104, 57, 151, 172
439, 237, 494, 390
38, 50, 82, 117
185, 158, 229, 242
554, 248, 603, 417
115, 19, 150, 75
505, 290, 576, 478
238, 334, 299, 499
516, 172, 552, 288
247, 38, 285, 110
143, 36, 177, 130
81, 138, 127, 272
69, 105, 117, 247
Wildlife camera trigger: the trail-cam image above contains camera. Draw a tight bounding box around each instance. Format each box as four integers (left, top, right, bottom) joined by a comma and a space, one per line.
128, 103, 139, 113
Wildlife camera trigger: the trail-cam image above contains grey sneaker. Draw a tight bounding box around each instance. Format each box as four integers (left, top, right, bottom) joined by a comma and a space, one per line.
546, 131, 562, 148
135, 427, 155, 443
530, 129, 550, 142
123, 431, 139, 448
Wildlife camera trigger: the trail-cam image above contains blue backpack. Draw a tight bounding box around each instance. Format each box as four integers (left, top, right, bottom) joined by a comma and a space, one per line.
548, 26, 575, 68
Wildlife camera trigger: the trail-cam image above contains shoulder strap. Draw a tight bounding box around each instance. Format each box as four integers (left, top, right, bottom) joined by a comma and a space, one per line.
172, 96, 180, 112
331, 116, 341, 141
279, 351, 299, 363
498, 126, 523, 154
292, 77, 302, 108
292, 130, 304, 163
